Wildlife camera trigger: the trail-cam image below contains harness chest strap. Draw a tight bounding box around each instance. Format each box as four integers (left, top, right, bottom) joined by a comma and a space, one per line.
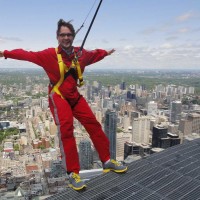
51, 48, 84, 98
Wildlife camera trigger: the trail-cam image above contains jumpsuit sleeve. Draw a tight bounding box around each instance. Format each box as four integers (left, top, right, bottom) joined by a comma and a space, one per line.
83, 49, 108, 66
3, 49, 51, 68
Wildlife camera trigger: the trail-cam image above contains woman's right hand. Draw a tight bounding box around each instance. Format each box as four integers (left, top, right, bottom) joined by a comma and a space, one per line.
0, 51, 4, 57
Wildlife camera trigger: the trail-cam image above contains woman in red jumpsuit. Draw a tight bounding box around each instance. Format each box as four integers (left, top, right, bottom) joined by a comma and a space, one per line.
0, 19, 127, 191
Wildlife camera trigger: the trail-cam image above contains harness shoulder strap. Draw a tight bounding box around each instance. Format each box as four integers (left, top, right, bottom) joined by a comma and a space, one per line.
51, 48, 68, 98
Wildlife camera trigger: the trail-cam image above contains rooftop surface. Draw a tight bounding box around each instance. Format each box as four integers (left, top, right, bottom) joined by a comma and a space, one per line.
46, 138, 200, 200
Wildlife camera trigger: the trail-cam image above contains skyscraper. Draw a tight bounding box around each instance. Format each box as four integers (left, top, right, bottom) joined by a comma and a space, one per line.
104, 110, 117, 160
132, 116, 151, 145
170, 101, 182, 123
123, 115, 130, 131
50, 160, 66, 178
147, 101, 158, 116
187, 113, 200, 134
152, 125, 168, 148
178, 119, 192, 136
120, 81, 126, 90
79, 139, 93, 170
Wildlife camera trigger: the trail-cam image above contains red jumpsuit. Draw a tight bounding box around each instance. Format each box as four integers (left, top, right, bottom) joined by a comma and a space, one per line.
4, 46, 110, 174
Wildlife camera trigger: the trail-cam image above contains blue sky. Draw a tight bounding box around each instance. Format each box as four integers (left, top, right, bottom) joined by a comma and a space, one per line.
0, 0, 200, 69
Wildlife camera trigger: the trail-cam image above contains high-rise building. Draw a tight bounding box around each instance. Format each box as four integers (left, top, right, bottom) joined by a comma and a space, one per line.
132, 116, 151, 145
116, 133, 130, 161
170, 101, 182, 123
178, 119, 192, 136
187, 113, 200, 134
152, 125, 168, 148
187, 87, 195, 94
79, 140, 93, 170
104, 110, 117, 160
130, 111, 140, 121
50, 160, 66, 178
147, 101, 158, 116
123, 115, 130, 131
127, 91, 136, 101
86, 85, 92, 100
120, 81, 126, 90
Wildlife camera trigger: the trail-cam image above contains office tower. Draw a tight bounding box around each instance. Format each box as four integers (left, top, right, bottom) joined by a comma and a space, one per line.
158, 131, 181, 149
147, 101, 158, 116
152, 126, 181, 149
141, 84, 146, 91
104, 110, 117, 160
168, 124, 179, 134
178, 119, 192, 136
107, 99, 113, 110
170, 101, 182, 123
79, 140, 93, 170
152, 125, 168, 148
87, 85, 92, 100
187, 113, 200, 134
132, 116, 151, 145
116, 133, 130, 161
50, 160, 66, 178
167, 133, 181, 147
187, 87, 195, 94
40, 97, 48, 109
130, 111, 140, 121
120, 81, 126, 90
124, 142, 140, 158
123, 115, 130, 131
127, 91, 136, 101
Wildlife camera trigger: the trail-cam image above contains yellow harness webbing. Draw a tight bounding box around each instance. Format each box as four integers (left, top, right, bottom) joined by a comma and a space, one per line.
51, 48, 84, 98
71, 58, 84, 87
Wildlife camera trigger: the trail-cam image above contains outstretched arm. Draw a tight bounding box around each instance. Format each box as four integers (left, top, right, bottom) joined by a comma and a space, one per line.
83, 48, 116, 66
1, 49, 53, 68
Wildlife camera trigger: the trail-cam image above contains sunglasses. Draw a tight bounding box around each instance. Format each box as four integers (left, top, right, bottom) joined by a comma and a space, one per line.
59, 33, 74, 37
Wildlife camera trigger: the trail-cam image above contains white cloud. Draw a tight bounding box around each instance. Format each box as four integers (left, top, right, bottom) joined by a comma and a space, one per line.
160, 43, 173, 49
0, 36, 22, 42
178, 28, 190, 33
97, 42, 200, 69
176, 11, 195, 22
124, 45, 134, 51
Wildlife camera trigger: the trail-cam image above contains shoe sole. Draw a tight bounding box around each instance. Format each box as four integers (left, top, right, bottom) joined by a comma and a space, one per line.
103, 167, 128, 173
68, 184, 87, 191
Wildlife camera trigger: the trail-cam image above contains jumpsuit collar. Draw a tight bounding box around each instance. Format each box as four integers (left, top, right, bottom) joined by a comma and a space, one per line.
57, 45, 79, 60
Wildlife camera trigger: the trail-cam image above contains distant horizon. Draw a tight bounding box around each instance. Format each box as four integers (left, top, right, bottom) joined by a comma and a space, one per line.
1, 67, 200, 72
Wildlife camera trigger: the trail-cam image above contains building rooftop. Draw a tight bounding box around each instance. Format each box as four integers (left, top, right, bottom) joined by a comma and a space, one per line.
46, 138, 200, 199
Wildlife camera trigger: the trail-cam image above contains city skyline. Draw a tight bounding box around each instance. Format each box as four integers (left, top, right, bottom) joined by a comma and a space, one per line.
0, 69, 200, 198
0, 0, 199, 69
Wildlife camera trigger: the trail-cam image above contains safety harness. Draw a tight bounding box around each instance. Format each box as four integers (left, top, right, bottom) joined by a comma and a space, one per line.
50, 48, 84, 98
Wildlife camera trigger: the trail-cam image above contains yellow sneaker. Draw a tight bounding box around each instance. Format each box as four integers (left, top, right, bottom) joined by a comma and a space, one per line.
68, 172, 86, 191
103, 159, 128, 173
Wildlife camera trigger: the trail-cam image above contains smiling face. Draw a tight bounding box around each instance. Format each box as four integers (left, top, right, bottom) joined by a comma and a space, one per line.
57, 26, 74, 51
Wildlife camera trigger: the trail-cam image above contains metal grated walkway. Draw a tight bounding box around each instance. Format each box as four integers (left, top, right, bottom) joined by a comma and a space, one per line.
46, 138, 200, 200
